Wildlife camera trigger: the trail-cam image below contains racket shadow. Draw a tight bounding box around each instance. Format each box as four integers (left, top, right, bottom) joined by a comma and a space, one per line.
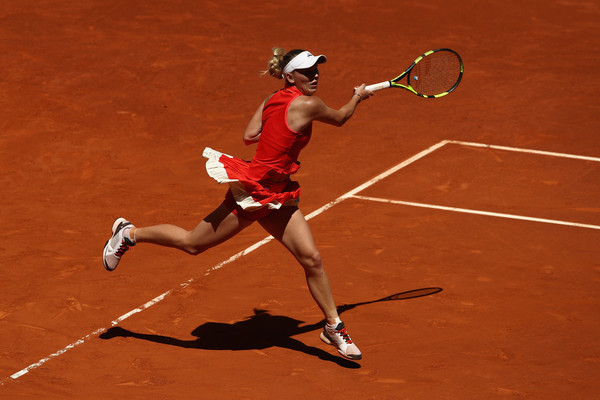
337, 287, 443, 315
99, 287, 442, 369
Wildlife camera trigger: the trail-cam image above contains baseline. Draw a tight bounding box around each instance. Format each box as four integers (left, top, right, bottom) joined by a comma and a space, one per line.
447, 140, 600, 163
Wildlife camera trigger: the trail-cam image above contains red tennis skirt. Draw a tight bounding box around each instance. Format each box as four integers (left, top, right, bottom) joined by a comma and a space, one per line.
203, 147, 301, 220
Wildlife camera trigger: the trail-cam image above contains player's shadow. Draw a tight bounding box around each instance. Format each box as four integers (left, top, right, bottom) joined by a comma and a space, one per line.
100, 287, 442, 369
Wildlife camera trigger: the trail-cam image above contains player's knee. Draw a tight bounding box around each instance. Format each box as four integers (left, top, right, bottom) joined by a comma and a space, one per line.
184, 246, 205, 256
180, 234, 206, 256
301, 250, 323, 275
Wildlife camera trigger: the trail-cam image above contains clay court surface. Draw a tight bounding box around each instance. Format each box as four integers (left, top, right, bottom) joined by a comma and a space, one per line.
1, 1, 599, 398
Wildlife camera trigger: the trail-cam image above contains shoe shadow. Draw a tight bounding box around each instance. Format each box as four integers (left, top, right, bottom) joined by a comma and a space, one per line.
100, 287, 442, 369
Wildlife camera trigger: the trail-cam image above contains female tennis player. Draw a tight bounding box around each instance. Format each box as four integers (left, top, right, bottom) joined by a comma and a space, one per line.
102, 47, 373, 360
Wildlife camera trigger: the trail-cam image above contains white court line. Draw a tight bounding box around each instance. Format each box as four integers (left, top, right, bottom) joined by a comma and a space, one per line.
447, 140, 600, 163
4, 139, 598, 385
1, 140, 447, 386
352, 195, 600, 231
350, 140, 600, 229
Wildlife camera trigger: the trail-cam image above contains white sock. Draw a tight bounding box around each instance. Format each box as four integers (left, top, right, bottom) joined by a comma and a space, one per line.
326, 318, 342, 329
124, 228, 135, 243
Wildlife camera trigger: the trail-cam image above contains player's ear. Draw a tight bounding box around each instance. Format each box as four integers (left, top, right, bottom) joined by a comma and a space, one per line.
284, 72, 295, 85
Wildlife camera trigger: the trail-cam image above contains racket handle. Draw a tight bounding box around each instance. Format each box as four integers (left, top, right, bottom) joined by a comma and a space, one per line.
365, 81, 391, 92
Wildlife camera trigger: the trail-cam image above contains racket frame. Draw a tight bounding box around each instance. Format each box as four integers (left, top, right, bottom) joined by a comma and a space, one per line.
365, 48, 463, 98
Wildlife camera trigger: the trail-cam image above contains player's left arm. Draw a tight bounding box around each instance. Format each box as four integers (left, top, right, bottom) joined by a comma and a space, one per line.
243, 102, 265, 145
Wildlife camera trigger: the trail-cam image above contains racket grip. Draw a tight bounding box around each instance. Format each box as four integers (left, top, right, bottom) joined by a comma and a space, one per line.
365, 81, 391, 92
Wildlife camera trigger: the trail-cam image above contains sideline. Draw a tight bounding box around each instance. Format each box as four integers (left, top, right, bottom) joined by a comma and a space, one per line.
1, 140, 446, 385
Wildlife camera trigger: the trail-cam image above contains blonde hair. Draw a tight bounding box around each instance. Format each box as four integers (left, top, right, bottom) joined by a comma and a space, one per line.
262, 47, 305, 80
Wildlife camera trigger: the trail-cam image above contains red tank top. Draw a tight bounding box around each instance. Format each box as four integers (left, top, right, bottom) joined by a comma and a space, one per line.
247, 86, 312, 182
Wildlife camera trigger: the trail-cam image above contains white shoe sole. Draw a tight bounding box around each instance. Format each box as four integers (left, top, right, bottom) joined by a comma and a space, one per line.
103, 218, 130, 271
320, 331, 362, 360
111, 217, 128, 234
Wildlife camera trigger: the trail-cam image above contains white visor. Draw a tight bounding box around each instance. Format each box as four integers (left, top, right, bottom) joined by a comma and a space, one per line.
281, 51, 327, 77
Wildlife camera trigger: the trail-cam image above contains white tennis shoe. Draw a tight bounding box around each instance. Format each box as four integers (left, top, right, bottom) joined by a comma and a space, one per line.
320, 321, 362, 360
102, 218, 135, 271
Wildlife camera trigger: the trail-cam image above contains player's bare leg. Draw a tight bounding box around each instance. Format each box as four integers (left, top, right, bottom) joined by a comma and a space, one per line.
133, 202, 254, 254
103, 202, 254, 270
258, 207, 362, 360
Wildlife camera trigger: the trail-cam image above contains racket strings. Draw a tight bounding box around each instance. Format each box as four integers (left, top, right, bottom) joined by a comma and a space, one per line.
410, 52, 462, 96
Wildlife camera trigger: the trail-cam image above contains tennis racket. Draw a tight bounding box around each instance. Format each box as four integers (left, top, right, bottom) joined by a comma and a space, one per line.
365, 48, 463, 98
